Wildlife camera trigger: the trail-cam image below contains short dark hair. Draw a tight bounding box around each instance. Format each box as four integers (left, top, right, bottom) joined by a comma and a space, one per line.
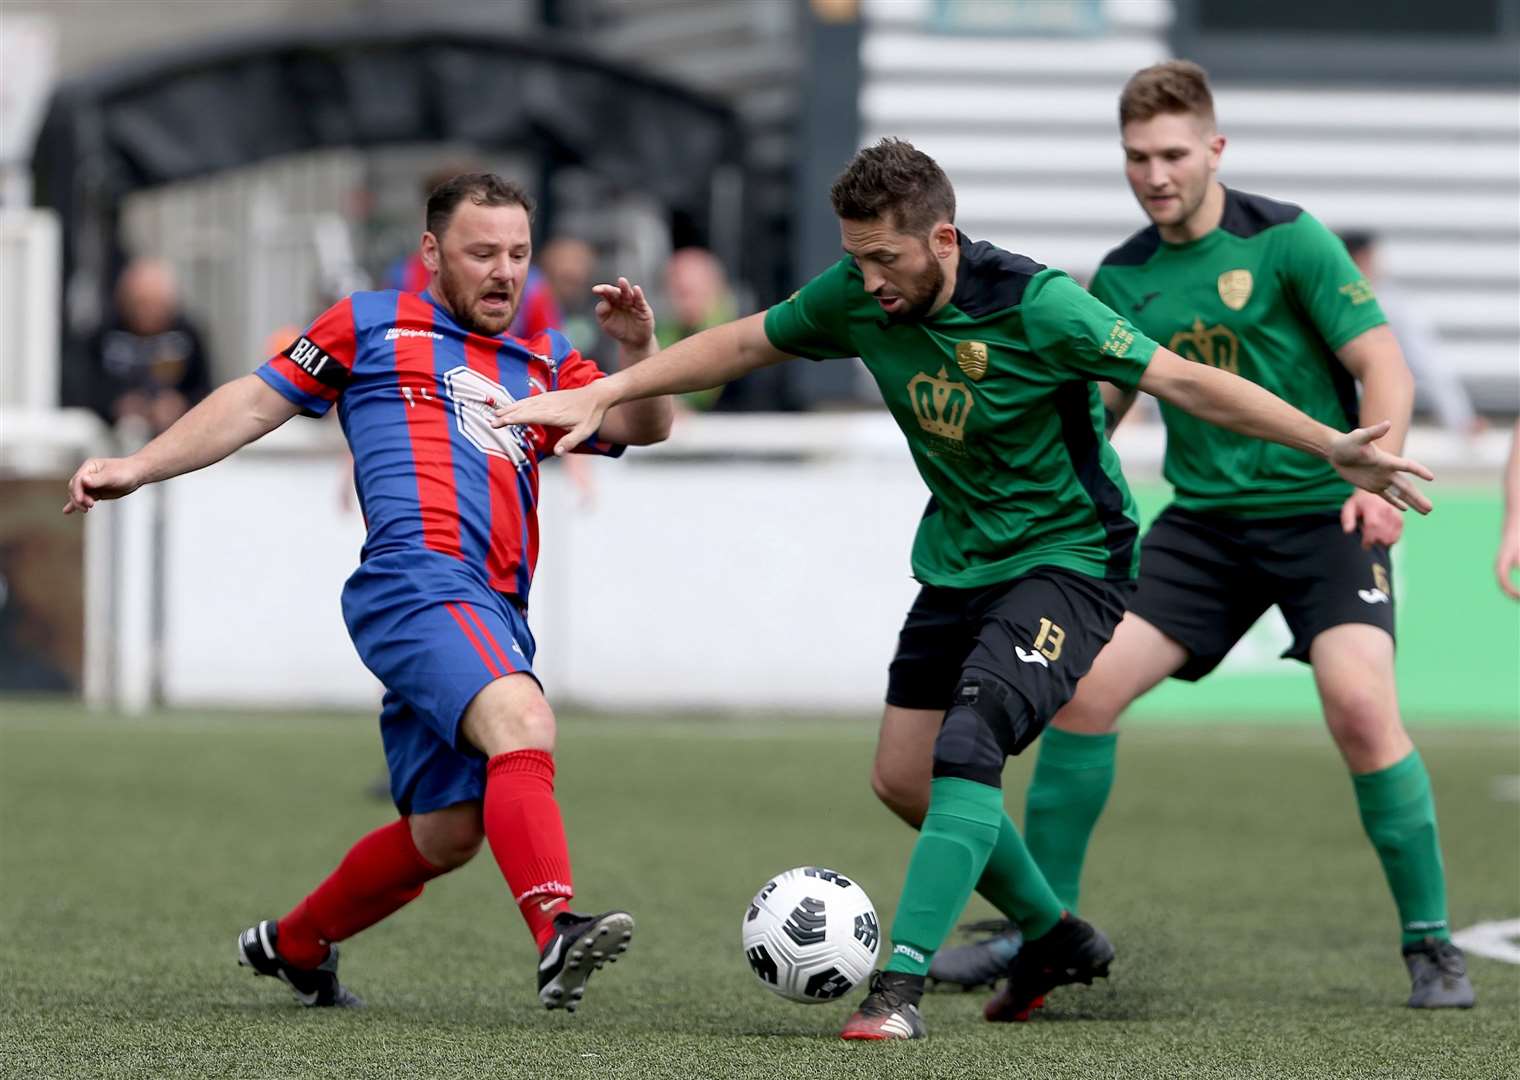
1119, 60, 1216, 128
829, 138, 955, 236
1337, 230, 1376, 259
425, 173, 535, 238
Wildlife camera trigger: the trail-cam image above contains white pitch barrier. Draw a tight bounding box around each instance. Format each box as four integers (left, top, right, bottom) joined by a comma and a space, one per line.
42, 411, 1516, 715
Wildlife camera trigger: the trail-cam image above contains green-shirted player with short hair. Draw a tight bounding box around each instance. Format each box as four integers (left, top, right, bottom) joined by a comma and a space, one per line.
943, 60, 1472, 1013
495, 138, 1435, 1040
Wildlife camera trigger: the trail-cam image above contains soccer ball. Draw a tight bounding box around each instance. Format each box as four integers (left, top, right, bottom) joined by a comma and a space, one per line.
740, 866, 880, 1003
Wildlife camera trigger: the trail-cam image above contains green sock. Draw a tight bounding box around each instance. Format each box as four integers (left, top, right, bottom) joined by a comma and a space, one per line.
973, 812, 1066, 940
1022, 728, 1118, 913
884, 777, 1004, 976
1352, 750, 1451, 946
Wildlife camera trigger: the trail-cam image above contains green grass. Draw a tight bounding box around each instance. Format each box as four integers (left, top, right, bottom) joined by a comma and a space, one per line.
1, 701, 1517, 1079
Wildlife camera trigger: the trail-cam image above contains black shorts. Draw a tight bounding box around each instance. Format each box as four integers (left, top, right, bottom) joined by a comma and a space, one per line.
886, 567, 1132, 751
1130, 505, 1396, 682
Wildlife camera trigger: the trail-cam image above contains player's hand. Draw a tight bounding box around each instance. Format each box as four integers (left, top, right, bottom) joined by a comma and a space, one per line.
1340, 489, 1404, 549
493, 384, 610, 456
63, 456, 146, 514
593, 277, 655, 351
1497, 524, 1520, 600
1327, 421, 1434, 514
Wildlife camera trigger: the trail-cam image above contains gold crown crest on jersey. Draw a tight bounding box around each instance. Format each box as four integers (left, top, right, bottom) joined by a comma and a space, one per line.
908, 367, 974, 441
1168, 318, 1241, 374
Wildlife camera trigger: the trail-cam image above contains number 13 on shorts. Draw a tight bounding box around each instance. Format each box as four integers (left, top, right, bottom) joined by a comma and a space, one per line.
1034, 617, 1065, 662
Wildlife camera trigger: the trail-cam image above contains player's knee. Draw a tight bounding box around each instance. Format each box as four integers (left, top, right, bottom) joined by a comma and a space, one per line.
507, 697, 557, 751
1323, 689, 1403, 765
409, 810, 484, 871
870, 761, 928, 827
932, 668, 1035, 787
464, 683, 557, 756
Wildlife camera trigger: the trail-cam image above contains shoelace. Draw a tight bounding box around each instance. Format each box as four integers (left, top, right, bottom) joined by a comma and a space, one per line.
861, 972, 920, 1015
1431, 943, 1466, 976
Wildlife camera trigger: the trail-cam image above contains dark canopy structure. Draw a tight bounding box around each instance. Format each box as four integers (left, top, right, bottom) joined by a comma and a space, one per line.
32, 15, 744, 355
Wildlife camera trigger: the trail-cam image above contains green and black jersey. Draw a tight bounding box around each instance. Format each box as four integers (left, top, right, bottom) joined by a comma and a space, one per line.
1091, 187, 1387, 517
764, 233, 1159, 588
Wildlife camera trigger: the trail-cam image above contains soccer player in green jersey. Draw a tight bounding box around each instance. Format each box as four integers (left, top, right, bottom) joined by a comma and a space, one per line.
495, 138, 1435, 1039
990, 61, 1473, 1011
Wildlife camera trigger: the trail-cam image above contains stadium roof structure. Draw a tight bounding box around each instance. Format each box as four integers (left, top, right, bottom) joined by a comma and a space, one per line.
31, 14, 743, 342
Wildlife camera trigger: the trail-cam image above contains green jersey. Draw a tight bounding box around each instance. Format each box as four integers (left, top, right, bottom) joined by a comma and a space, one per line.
1091, 187, 1387, 516
764, 234, 1158, 588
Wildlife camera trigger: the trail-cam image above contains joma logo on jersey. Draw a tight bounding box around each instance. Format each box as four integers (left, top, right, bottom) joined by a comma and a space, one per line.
1168, 319, 1240, 374
283, 336, 334, 379
907, 367, 973, 442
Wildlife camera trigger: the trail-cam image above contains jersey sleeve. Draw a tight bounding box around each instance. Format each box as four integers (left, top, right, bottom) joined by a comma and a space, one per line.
543, 329, 624, 459
254, 297, 358, 417
1279, 212, 1388, 351
1022, 268, 1158, 389
762, 259, 858, 360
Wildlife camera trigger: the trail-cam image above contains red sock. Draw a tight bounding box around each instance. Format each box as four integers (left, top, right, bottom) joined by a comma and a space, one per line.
275, 818, 445, 968
483, 749, 573, 949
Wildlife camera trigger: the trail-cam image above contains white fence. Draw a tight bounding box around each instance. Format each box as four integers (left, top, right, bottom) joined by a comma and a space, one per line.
47, 412, 1510, 715
0, 209, 60, 410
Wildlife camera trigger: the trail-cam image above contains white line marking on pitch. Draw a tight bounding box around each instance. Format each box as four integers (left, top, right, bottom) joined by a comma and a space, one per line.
1451, 919, 1520, 964
1492, 775, 1520, 802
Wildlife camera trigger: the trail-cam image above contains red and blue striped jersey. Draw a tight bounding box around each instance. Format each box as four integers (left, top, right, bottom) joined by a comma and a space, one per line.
256, 289, 620, 600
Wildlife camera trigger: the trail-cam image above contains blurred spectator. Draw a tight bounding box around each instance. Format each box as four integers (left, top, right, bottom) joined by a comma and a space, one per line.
1340, 231, 1484, 435
656, 247, 738, 410
539, 236, 611, 367
384, 164, 561, 340
79, 258, 211, 436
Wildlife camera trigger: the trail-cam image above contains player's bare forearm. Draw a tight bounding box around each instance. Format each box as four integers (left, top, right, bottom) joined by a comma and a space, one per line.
65, 375, 300, 514
496, 314, 788, 451
1498, 419, 1520, 598
599, 345, 674, 446
135, 375, 300, 483
1338, 326, 1414, 453
1139, 348, 1335, 458
1140, 347, 1434, 513
601, 313, 790, 406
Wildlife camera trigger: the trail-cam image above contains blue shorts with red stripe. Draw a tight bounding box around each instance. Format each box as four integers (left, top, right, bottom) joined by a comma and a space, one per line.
341, 551, 538, 816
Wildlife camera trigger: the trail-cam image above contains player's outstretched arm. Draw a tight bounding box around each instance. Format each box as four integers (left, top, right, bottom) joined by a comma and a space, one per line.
63, 374, 302, 514
494, 312, 790, 455
1138, 347, 1434, 513
1497, 418, 1520, 600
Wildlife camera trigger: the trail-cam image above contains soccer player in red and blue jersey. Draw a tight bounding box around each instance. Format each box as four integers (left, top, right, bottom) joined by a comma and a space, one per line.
63, 174, 673, 1012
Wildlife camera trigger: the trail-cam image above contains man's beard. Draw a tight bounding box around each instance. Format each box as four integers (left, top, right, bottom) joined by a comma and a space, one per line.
1151, 174, 1210, 229
882, 257, 945, 326
437, 260, 514, 336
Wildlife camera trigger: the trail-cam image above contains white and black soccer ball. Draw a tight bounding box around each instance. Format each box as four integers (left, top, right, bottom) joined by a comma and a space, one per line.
740, 866, 880, 1004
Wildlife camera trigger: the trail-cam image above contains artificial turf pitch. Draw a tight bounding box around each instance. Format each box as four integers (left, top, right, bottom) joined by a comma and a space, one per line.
1, 701, 1516, 1079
